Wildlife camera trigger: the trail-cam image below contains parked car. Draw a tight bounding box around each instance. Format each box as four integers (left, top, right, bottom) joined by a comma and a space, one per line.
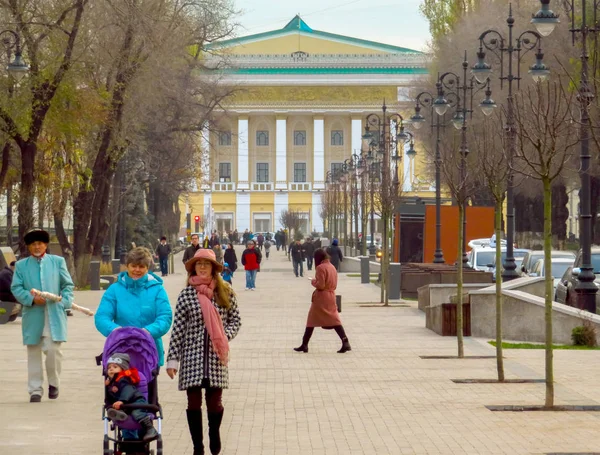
528, 257, 576, 291
555, 247, 600, 307
466, 247, 530, 272
520, 250, 576, 276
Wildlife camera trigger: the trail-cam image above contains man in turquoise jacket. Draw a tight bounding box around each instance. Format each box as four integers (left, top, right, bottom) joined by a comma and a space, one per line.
11, 229, 74, 403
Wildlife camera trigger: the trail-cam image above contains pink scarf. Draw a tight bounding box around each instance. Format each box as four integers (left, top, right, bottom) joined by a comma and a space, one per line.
189, 276, 229, 365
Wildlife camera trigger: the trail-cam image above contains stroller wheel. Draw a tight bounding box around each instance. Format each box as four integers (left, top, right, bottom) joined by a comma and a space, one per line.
103, 435, 113, 455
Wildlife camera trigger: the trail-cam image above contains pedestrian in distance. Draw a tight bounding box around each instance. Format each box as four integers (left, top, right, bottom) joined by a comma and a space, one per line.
290, 239, 305, 277
213, 244, 224, 265
223, 243, 238, 274
275, 230, 281, 251
294, 249, 351, 354
221, 262, 233, 284
256, 233, 264, 251
241, 240, 262, 291
167, 248, 242, 455
155, 236, 171, 277
264, 238, 272, 259
303, 238, 315, 271
326, 238, 344, 271
183, 233, 201, 264
0, 260, 19, 322
11, 229, 75, 402
203, 235, 210, 249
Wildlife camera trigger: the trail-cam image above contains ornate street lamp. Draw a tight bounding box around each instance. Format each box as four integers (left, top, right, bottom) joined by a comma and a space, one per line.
474, 4, 550, 281
0, 30, 29, 82
533, 0, 597, 312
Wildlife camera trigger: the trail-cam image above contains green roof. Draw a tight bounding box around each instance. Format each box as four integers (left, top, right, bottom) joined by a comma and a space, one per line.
208, 15, 423, 55
225, 67, 428, 75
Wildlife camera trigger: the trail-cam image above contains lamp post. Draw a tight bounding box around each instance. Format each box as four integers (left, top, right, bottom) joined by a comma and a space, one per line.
339, 165, 349, 255
368, 159, 380, 255
532, 0, 597, 312
437, 52, 493, 265
472, 4, 551, 280
325, 170, 332, 236
0, 29, 28, 246
411, 85, 447, 263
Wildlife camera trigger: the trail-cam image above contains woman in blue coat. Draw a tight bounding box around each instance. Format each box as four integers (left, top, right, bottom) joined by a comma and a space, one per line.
95, 247, 173, 366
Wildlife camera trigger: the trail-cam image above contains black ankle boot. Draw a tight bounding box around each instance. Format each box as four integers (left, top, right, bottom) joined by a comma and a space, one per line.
139, 416, 158, 442
186, 409, 204, 454
338, 338, 352, 353
207, 411, 224, 454
294, 327, 313, 352
293, 344, 308, 353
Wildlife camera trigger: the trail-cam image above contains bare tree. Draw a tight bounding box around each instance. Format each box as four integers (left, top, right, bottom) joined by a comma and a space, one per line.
513, 80, 578, 407
471, 113, 510, 380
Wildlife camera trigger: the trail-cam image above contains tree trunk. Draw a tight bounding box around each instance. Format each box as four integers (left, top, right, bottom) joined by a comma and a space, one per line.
381, 213, 387, 305
543, 177, 554, 407
495, 198, 505, 381
457, 202, 464, 358
17, 141, 36, 255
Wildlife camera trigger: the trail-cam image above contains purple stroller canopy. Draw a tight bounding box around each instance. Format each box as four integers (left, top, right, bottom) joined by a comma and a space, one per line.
103, 327, 158, 382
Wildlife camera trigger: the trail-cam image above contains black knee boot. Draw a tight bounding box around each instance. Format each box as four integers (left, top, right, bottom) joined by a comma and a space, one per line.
207, 410, 224, 454
293, 327, 314, 353
334, 326, 351, 353
186, 409, 204, 455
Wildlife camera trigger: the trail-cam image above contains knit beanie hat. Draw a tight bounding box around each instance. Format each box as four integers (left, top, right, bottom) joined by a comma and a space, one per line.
107, 352, 130, 370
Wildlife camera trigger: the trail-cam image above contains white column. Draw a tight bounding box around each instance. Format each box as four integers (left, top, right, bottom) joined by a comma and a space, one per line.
236, 192, 251, 231
276, 117, 287, 190
203, 193, 212, 232
237, 116, 249, 190
274, 192, 289, 230
311, 192, 323, 233
313, 116, 325, 190
201, 122, 210, 190
351, 117, 362, 155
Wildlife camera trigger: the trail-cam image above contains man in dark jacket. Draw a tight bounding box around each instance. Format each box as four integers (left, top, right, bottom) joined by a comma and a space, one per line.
326, 238, 344, 271
241, 240, 262, 290
303, 238, 315, 271
0, 260, 19, 322
155, 236, 171, 277
290, 240, 305, 277
182, 234, 201, 264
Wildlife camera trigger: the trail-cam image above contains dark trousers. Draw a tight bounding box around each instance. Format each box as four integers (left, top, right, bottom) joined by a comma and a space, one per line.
293, 259, 304, 277
187, 386, 224, 413
159, 257, 168, 275
306, 256, 313, 270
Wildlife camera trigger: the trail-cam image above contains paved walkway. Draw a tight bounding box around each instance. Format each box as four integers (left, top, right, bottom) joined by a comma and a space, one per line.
2, 246, 600, 454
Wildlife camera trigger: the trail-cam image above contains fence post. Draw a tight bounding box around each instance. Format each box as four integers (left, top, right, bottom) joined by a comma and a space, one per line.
90, 261, 101, 291
388, 262, 401, 299
360, 256, 370, 284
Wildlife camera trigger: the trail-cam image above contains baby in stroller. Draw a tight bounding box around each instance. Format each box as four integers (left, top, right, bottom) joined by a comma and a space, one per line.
100, 327, 164, 455
105, 353, 158, 442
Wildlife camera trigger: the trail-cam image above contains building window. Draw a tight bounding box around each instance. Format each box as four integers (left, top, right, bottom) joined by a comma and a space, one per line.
331, 130, 344, 146
294, 163, 307, 182
256, 163, 269, 182
219, 162, 231, 182
256, 130, 269, 146
293, 130, 306, 146
218, 131, 231, 146
331, 162, 344, 179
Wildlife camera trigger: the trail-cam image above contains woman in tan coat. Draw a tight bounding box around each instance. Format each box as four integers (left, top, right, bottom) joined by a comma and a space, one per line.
293, 249, 351, 354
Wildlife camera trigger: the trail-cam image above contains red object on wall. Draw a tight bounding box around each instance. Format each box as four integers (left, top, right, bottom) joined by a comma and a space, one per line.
423, 205, 495, 264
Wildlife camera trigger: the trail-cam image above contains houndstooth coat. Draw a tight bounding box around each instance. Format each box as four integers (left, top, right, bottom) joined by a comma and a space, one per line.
166, 284, 241, 390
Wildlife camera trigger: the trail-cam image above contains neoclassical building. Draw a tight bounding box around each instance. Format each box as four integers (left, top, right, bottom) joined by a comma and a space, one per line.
182, 16, 429, 235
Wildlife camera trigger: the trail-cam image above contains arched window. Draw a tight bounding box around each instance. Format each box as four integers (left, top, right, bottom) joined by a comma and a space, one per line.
331, 130, 344, 146
294, 130, 306, 146
256, 130, 269, 146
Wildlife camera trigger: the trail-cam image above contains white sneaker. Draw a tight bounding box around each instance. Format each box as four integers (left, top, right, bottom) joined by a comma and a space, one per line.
250, 288, 256, 291
245, 288, 250, 291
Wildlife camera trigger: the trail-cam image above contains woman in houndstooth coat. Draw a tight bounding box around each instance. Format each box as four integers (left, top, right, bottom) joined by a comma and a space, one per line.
166, 249, 241, 455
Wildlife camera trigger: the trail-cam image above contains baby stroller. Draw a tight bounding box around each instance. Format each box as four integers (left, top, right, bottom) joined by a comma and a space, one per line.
97, 327, 164, 455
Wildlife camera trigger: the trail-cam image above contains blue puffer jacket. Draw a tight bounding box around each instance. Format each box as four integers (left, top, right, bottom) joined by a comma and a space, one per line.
95, 271, 172, 365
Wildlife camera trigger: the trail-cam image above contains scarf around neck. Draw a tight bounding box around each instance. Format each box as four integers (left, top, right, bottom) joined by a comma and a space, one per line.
188, 275, 229, 365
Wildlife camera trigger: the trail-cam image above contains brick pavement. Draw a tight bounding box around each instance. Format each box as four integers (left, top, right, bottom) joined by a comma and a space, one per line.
1, 246, 600, 454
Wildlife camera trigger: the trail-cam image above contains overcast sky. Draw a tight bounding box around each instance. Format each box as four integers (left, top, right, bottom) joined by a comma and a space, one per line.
233, 0, 431, 52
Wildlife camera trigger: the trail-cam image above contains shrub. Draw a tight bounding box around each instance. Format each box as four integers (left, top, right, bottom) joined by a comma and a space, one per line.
572, 321, 597, 347
100, 262, 114, 275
